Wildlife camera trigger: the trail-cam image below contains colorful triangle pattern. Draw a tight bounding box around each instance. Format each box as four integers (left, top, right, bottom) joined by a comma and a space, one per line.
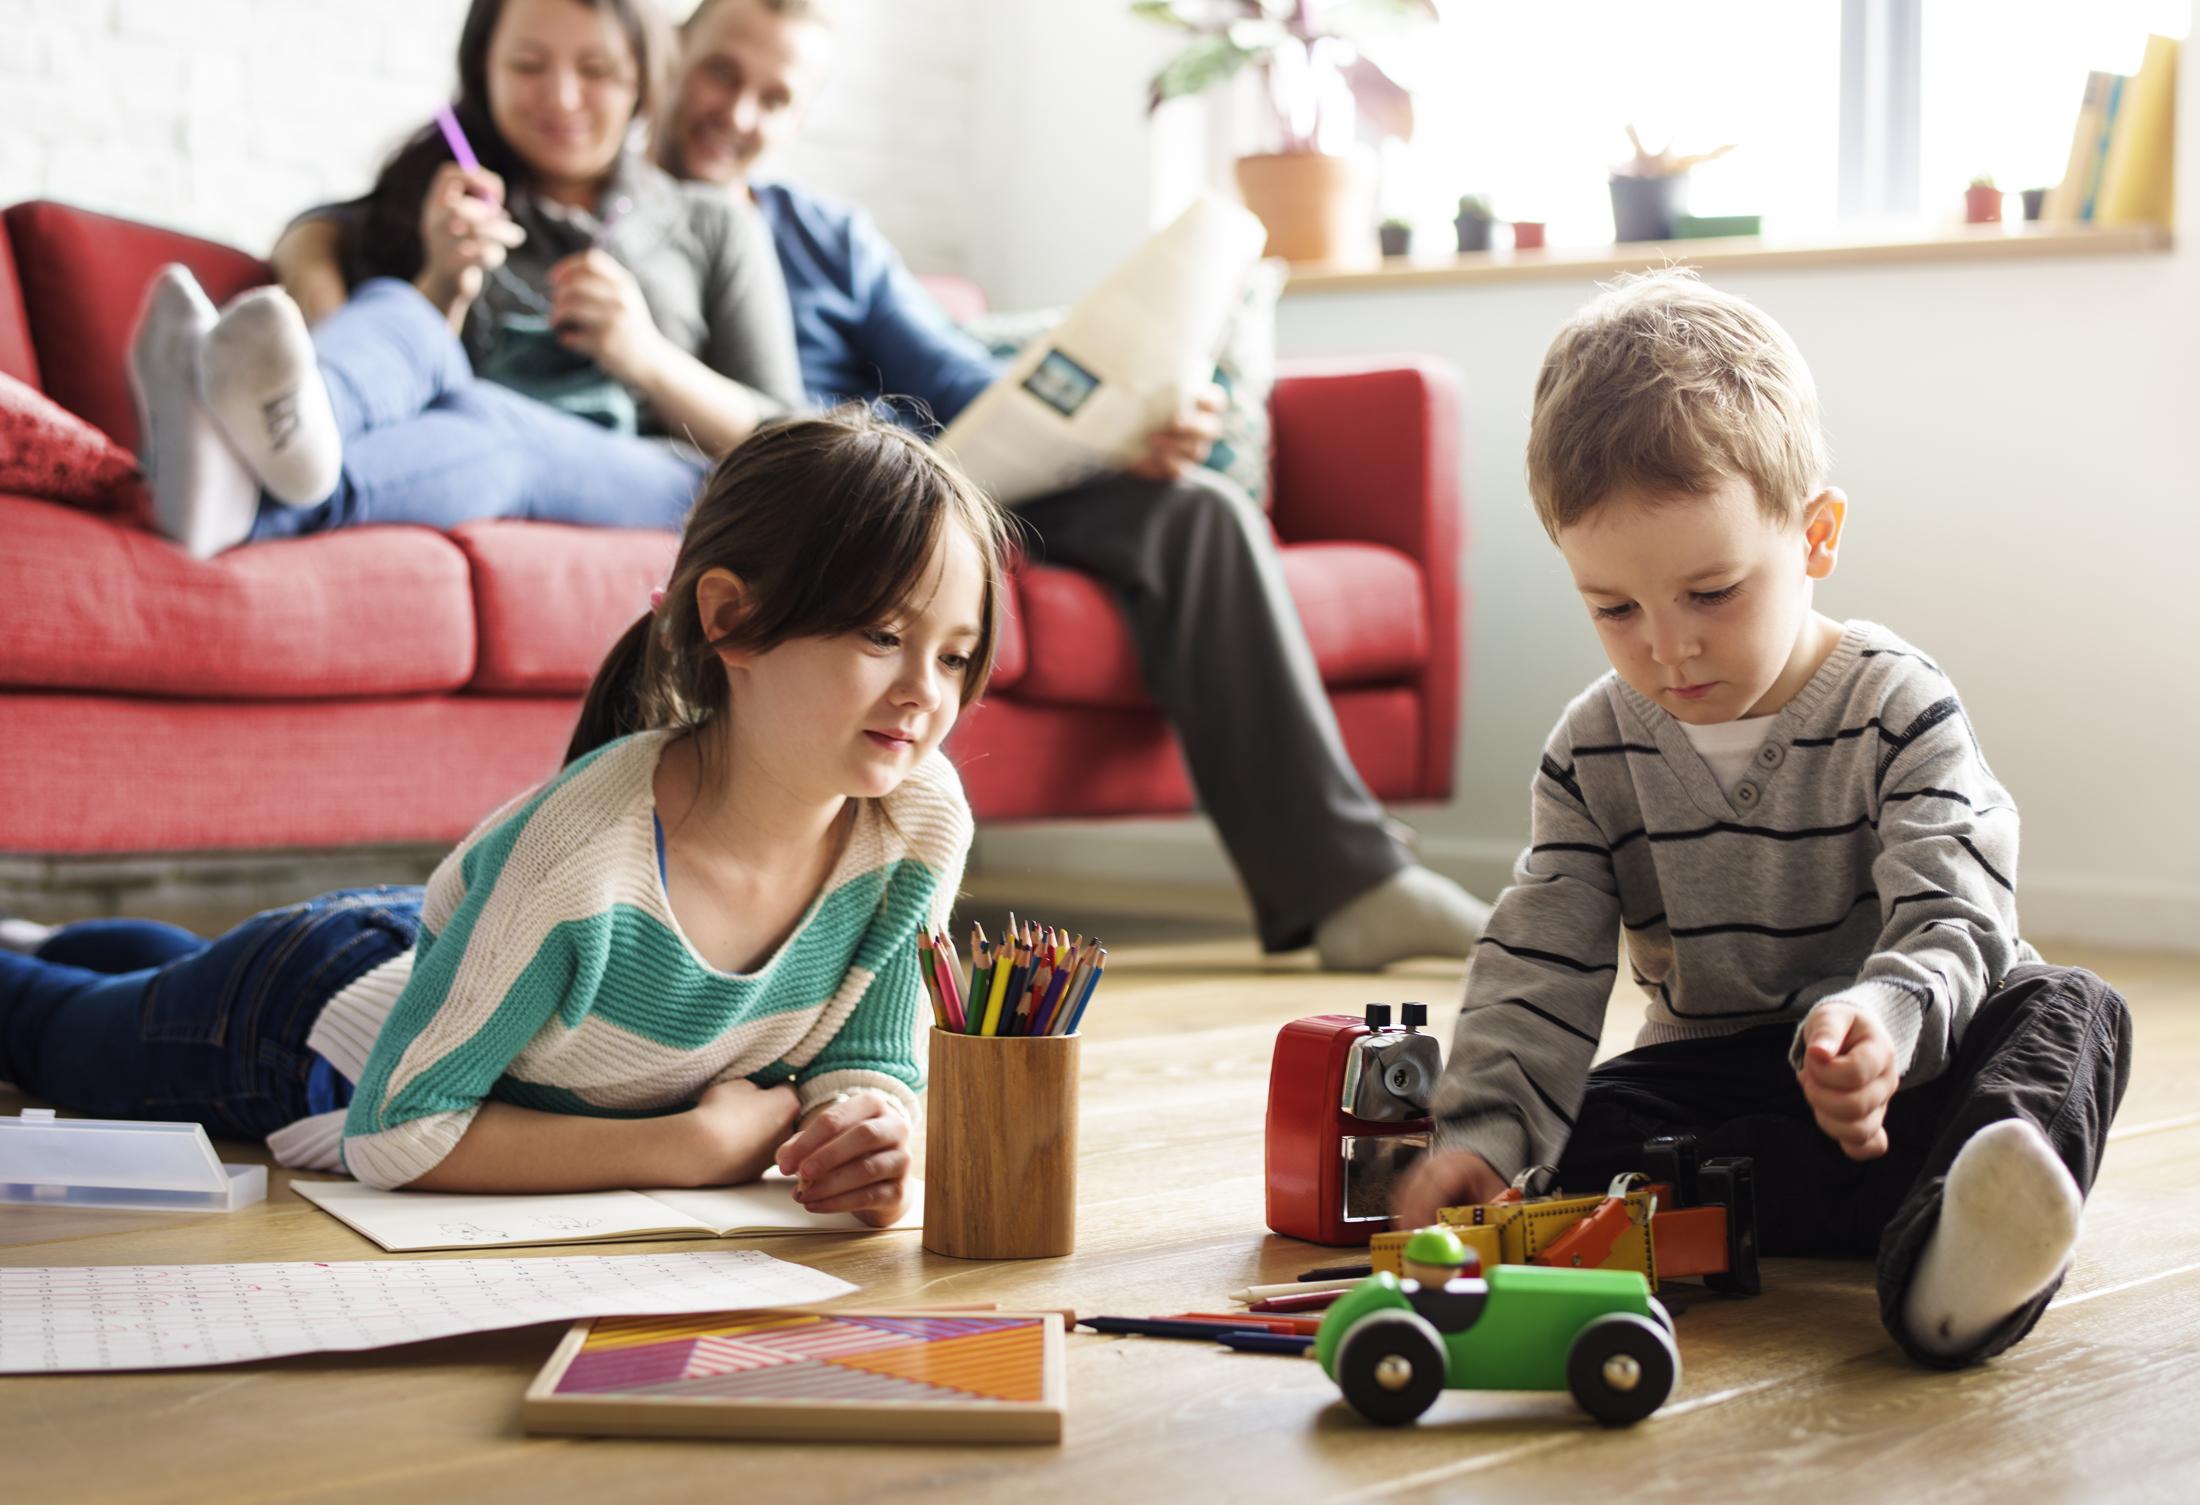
555, 1312, 1046, 1405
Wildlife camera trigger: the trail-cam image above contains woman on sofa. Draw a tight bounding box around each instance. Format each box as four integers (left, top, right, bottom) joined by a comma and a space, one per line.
136, 0, 804, 558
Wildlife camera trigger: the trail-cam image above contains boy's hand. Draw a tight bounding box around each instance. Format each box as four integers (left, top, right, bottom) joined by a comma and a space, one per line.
1796, 1001, 1898, 1159
1392, 1148, 1509, 1231
775, 1091, 914, 1226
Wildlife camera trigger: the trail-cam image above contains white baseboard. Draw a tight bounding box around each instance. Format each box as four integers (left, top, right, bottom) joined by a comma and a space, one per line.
971, 822, 2200, 956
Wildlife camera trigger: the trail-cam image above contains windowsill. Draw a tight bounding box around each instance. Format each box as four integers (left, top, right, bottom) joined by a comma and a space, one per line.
1281, 222, 2175, 293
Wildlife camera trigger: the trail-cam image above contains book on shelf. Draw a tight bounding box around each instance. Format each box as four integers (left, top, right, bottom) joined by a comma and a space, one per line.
2095, 34, 2179, 228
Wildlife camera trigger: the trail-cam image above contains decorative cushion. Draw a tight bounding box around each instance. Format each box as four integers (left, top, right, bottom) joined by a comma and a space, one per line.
959, 257, 1286, 507
0, 495, 476, 699
0, 371, 148, 520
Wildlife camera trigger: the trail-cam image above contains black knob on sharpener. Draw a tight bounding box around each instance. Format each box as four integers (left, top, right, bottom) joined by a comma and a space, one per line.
1401, 1003, 1428, 1030
1364, 1003, 1392, 1029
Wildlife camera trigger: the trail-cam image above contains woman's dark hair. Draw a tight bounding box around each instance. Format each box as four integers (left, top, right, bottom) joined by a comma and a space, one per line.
355, 0, 671, 282
566, 410, 1016, 767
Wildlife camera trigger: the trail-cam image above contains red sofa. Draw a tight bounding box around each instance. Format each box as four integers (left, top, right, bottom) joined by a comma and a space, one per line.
0, 200, 1464, 858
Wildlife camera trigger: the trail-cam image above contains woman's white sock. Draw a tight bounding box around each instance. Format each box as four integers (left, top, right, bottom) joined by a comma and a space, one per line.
1902, 1117, 2083, 1358
199, 287, 341, 507
128, 266, 260, 559
1315, 865, 1492, 971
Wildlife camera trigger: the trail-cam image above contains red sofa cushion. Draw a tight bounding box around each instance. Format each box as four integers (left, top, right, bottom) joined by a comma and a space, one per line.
1006, 541, 1428, 709
455, 521, 680, 694
0, 496, 476, 698
0, 372, 148, 520
2, 202, 268, 453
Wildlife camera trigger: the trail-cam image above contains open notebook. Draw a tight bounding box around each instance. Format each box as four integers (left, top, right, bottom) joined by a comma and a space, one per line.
293, 1173, 922, 1254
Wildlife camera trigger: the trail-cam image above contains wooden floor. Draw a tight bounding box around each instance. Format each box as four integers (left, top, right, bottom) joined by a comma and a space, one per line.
4, 936, 2197, 1504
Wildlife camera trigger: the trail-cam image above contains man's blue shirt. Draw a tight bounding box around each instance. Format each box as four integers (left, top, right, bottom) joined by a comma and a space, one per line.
752, 182, 1001, 431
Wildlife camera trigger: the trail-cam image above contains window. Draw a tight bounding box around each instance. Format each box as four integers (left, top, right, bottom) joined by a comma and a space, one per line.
1377, 0, 2187, 246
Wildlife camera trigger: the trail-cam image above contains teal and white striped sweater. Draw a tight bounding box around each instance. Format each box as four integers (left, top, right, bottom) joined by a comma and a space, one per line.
330, 729, 970, 1189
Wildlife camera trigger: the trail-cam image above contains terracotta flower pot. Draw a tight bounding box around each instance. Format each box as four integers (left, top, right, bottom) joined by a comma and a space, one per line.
1964, 184, 2004, 224
1235, 152, 1366, 264
1510, 220, 1546, 250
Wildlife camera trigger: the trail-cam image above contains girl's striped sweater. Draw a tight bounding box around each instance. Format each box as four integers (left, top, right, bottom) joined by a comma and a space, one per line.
335, 729, 970, 1190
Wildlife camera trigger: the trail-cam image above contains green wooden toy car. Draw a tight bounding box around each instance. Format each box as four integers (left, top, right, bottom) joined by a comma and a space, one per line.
1316, 1227, 1679, 1427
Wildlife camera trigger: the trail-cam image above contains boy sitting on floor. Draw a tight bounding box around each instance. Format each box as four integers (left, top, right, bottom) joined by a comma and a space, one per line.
1395, 270, 2131, 1367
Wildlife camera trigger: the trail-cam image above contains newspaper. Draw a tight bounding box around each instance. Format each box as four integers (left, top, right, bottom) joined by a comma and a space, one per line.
937, 195, 1268, 505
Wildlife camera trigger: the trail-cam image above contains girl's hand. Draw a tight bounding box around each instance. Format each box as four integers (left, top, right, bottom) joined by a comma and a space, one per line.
1796, 1001, 1898, 1159
1130, 382, 1226, 481
414, 163, 526, 320
683, 1079, 802, 1186
1392, 1147, 1509, 1231
549, 249, 668, 386
774, 1091, 914, 1227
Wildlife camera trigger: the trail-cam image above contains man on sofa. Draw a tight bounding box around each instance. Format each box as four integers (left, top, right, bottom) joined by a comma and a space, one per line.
275, 0, 1487, 971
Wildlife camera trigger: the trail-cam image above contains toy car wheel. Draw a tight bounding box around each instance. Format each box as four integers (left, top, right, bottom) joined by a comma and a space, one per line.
1335, 1311, 1448, 1427
1646, 1296, 1674, 1334
1565, 1313, 1679, 1426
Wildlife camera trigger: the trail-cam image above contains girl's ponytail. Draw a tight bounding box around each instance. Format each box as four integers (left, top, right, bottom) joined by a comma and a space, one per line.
564, 612, 658, 766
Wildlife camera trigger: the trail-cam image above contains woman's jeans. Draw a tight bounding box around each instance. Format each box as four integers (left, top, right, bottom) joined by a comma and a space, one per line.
247, 279, 708, 539
0, 887, 422, 1140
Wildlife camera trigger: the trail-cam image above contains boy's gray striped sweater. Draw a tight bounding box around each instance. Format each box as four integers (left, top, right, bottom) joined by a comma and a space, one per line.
1433, 620, 2037, 1179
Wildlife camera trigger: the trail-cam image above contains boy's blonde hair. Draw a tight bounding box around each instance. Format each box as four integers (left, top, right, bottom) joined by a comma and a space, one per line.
1526, 269, 1829, 538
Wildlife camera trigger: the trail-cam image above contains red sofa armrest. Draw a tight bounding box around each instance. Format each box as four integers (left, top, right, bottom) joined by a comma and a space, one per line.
1267, 355, 1466, 800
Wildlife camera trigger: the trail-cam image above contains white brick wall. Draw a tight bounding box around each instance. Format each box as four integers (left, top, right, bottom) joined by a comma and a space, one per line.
0, 0, 984, 275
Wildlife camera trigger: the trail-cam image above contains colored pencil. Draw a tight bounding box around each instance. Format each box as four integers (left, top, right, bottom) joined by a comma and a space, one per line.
1160, 1313, 1324, 1335
1061, 950, 1106, 1035
1078, 1318, 1285, 1342
916, 929, 945, 1028
1215, 1332, 1315, 1356
1238, 1278, 1362, 1301
931, 929, 965, 1032
964, 945, 993, 1035
1030, 958, 1074, 1036
433, 103, 480, 171
1296, 1263, 1373, 1282
980, 940, 1013, 1035
1249, 1290, 1344, 1314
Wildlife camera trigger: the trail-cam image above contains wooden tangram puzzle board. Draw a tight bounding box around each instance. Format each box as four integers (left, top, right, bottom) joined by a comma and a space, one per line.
523, 1309, 1065, 1443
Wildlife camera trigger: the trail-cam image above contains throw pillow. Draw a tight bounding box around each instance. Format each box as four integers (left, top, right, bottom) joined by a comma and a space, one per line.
0, 371, 147, 518
959, 257, 1286, 508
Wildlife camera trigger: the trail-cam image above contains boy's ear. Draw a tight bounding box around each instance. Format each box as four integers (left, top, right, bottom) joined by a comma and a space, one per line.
694, 568, 755, 666
1802, 488, 1847, 580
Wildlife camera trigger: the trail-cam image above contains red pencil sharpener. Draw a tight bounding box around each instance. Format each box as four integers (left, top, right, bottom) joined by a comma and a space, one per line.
1265, 1003, 1441, 1246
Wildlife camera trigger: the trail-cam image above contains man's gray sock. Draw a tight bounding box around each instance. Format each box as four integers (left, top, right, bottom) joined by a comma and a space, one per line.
128, 265, 260, 559
200, 287, 341, 507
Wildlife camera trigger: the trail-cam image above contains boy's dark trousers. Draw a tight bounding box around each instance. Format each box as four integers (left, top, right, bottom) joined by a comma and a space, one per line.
1552, 964, 2132, 1368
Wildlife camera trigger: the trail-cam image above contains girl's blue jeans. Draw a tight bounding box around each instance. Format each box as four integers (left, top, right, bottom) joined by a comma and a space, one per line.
0, 887, 421, 1140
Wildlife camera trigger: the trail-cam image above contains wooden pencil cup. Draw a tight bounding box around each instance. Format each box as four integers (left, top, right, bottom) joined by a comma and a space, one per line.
922, 1029, 1080, 1260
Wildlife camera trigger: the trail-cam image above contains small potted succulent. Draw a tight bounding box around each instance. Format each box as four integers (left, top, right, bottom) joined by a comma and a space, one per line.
1509, 219, 1547, 250
1964, 174, 2004, 224
1610, 125, 1732, 243
2019, 186, 2048, 221
1453, 194, 1495, 253
1377, 215, 1414, 257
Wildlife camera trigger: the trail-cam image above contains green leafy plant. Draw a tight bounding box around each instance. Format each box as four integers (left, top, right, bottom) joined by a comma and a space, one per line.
1616, 123, 1734, 179
1379, 214, 1414, 231
1454, 193, 1492, 219
1135, 0, 1440, 154
1968, 172, 1998, 189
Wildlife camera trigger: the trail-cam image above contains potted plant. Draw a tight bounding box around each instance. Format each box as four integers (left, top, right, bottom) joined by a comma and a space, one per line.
2019, 186, 2048, 222
1965, 174, 2004, 224
1452, 194, 1495, 253
1509, 219, 1546, 251
1609, 125, 1732, 243
1378, 215, 1414, 257
1137, 1, 1439, 264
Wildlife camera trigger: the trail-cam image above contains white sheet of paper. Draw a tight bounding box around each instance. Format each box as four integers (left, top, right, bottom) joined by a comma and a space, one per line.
293, 1173, 922, 1254
0, 1250, 855, 1373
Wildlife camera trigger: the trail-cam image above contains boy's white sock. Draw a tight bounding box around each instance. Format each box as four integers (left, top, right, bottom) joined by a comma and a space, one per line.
199, 286, 341, 507
129, 266, 260, 559
1315, 865, 1492, 971
1902, 1118, 2083, 1358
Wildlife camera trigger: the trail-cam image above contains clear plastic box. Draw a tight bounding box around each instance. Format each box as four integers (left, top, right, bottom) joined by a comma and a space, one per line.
0, 1108, 268, 1212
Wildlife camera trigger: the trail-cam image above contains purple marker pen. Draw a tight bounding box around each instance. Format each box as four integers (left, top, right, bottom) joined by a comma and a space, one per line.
433, 104, 480, 172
